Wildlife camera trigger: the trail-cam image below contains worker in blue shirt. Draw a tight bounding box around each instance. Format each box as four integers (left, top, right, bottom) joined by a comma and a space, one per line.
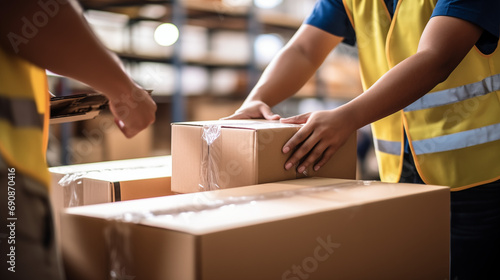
226, 0, 500, 278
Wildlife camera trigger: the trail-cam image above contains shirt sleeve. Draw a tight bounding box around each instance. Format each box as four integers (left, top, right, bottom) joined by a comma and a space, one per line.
432, 0, 499, 54
304, 0, 357, 46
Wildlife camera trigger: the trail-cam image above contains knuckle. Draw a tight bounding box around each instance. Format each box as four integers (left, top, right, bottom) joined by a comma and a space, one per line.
303, 157, 315, 166
311, 148, 323, 158
299, 141, 312, 151
290, 152, 305, 165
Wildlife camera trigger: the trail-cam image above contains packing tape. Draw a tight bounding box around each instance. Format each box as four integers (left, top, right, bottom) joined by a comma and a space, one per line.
58, 172, 85, 207
199, 124, 222, 191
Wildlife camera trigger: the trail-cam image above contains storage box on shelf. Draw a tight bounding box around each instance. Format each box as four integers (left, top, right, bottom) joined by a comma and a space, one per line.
60, 177, 450, 280
69, 113, 154, 163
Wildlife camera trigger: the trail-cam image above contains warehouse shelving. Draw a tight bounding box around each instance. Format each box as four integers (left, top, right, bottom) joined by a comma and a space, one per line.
50, 0, 359, 166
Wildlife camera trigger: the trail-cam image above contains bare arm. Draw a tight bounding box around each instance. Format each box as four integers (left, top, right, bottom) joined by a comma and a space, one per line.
224, 24, 343, 119
282, 16, 483, 173
0, 0, 156, 138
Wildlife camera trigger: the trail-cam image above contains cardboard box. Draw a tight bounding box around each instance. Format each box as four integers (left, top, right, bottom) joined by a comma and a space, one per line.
103, 123, 153, 161
60, 177, 450, 280
50, 156, 174, 210
188, 97, 242, 121
171, 120, 356, 193
79, 112, 154, 162
50, 156, 174, 255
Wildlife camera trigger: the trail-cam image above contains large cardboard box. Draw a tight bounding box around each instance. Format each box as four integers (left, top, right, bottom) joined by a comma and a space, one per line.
61, 177, 450, 280
171, 120, 357, 193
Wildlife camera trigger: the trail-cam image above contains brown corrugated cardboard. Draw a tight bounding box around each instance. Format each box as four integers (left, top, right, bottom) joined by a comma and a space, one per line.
50, 156, 174, 208
171, 120, 357, 193
49, 156, 174, 245
61, 177, 450, 280
76, 112, 153, 163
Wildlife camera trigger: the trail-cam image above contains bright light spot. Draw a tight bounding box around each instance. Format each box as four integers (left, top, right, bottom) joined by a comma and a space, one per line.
254, 34, 284, 66
223, 0, 252, 6
254, 0, 282, 9
154, 23, 179, 46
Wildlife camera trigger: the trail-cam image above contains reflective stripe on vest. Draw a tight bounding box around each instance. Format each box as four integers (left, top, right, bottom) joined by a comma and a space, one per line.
377, 123, 500, 156
412, 123, 500, 155
0, 95, 44, 128
344, 0, 500, 188
405, 73, 500, 112
374, 138, 401, 156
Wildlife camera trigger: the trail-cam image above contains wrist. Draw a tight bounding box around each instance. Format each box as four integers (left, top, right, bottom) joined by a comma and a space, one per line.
334, 104, 363, 133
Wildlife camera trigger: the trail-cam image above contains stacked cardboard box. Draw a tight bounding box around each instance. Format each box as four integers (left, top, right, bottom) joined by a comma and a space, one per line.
50, 156, 174, 209
49, 155, 174, 242
60, 177, 450, 280
171, 120, 357, 193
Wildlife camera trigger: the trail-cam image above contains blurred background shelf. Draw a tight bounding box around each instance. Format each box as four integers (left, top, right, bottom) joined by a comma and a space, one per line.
48, 0, 374, 178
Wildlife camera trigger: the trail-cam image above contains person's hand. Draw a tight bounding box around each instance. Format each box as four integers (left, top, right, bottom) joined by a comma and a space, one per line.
222, 100, 281, 120
280, 109, 355, 173
108, 86, 156, 138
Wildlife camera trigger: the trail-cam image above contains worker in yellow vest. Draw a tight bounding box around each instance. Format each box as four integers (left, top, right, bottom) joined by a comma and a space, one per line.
0, 1, 156, 279
227, 0, 500, 278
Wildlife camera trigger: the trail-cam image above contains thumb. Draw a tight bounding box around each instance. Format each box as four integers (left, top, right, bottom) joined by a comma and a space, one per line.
280, 112, 311, 124
114, 117, 132, 138
260, 106, 281, 120
220, 112, 247, 120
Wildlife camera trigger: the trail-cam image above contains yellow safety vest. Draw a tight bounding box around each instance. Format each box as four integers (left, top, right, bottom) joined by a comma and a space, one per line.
343, 0, 500, 190
0, 46, 50, 188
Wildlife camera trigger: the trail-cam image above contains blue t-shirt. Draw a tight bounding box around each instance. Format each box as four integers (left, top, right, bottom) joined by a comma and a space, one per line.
305, 0, 500, 54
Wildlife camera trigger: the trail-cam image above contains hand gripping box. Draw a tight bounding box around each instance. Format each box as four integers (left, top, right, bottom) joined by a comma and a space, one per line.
60, 177, 450, 280
171, 120, 357, 193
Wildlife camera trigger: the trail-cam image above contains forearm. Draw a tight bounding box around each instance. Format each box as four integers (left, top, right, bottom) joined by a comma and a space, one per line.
342, 16, 482, 131
0, 0, 135, 100
343, 51, 449, 129
244, 24, 342, 108
244, 45, 320, 107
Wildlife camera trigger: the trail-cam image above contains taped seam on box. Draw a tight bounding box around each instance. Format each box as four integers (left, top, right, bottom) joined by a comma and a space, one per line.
199, 125, 222, 191
58, 172, 85, 207
113, 182, 121, 202
105, 212, 153, 280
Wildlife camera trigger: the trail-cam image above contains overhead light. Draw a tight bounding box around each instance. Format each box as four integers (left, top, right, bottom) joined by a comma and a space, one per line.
223, 0, 252, 7
254, 0, 282, 9
254, 33, 284, 66
154, 23, 179, 46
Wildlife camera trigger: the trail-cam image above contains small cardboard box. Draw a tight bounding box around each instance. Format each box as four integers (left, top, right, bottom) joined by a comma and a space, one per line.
60, 177, 450, 280
171, 120, 357, 193
50, 156, 175, 246
49, 156, 174, 210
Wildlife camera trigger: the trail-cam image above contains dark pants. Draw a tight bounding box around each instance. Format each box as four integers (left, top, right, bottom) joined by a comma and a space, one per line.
400, 152, 500, 280
0, 156, 64, 280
